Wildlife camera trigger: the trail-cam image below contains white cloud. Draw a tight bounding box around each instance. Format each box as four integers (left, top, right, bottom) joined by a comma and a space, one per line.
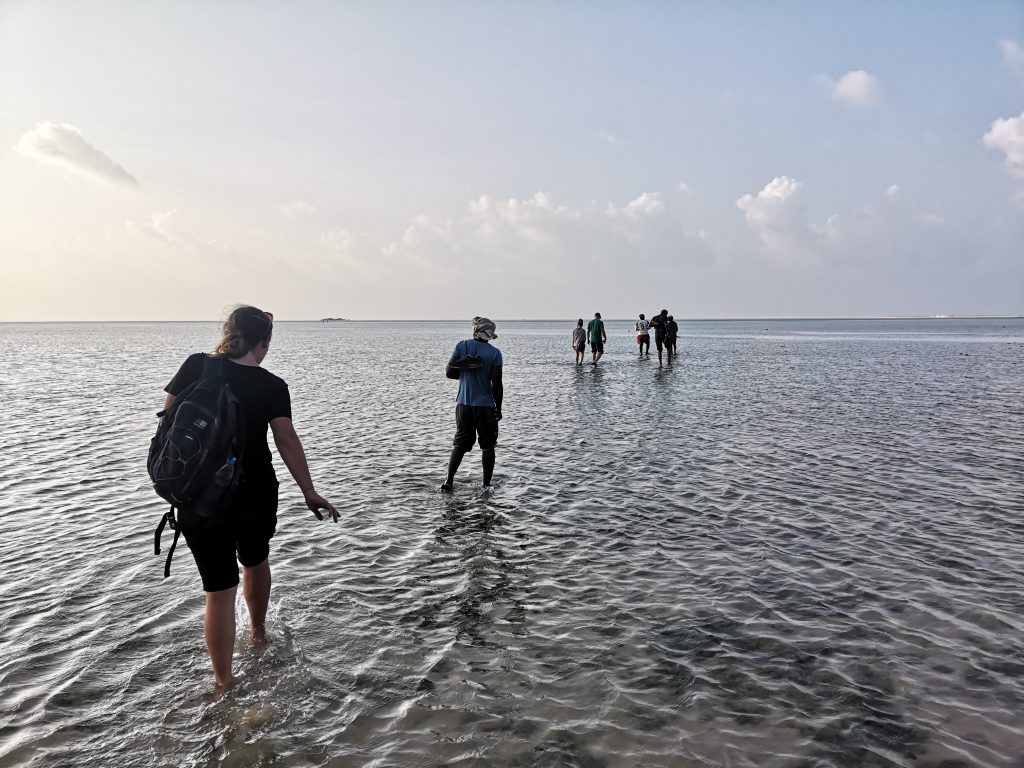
886, 184, 899, 197
466, 191, 578, 245
595, 129, 620, 145
677, 181, 691, 193
1000, 40, 1024, 75
126, 209, 179, 244
983, 112, 1024, 177
317, 229, 352, 251
810, 213, 841, 242
277, 199, 316, 217
125, 209, 242, 261
736, 176, 801, 230
736, 176, 819, 262
820, 70, 881, 107
374, 190, 710, 289
14, 121, 138, 185
383, 214, 453, 256
606, 192, 665, 219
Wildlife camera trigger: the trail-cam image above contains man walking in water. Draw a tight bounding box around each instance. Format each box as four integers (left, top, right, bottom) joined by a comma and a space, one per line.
441, 317, 503, 491
667, 314, 679, 358
636, 313, 651, 357
588, 312, 607, 366
650, 309, 672, 367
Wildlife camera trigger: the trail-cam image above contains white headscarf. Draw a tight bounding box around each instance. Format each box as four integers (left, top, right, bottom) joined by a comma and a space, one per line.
472, 316, 498, 341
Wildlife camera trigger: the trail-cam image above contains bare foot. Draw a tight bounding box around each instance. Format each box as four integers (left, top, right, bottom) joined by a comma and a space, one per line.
212, 675, 234, 698
251, 625, 268, 646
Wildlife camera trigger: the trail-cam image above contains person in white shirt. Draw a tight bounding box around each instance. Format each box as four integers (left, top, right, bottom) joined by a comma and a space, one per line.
572, 319, 587, 366
636, 313, 651, 357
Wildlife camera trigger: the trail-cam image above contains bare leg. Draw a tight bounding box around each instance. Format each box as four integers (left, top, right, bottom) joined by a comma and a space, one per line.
243, 558, 271, 645
481, 448, 495, 486
205, 586, 238, 688
442, 446, 467, 490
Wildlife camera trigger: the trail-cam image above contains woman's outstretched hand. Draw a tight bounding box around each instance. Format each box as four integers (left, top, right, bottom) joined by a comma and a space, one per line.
303, 489, 339, 522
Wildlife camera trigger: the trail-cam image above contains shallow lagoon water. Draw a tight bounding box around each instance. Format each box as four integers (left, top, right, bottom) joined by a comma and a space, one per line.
1, 318, 1022, 767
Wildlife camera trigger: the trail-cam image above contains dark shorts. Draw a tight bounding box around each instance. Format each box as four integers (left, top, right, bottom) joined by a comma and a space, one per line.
454, 404, 499, 452
591, 340, 604, 354
180, 478, 279, 592
575, 341, 586, 353
637, 334, 649, 345
655, 334, 665, 351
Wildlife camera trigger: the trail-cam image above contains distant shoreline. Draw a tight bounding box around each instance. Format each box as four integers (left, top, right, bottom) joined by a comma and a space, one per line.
2, 316, 1022, 324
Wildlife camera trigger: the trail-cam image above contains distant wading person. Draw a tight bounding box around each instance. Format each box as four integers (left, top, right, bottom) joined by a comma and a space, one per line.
572, 319, 586, 365
667, 315, 679, 357
442, 317, 504, 491
588, 312, 607, 366
161, 305, 338, 690
636, 313, 651, 356
650, 309, 672, 367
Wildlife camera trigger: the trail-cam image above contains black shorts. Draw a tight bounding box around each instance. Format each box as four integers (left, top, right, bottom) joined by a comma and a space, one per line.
591, 340, 604, 354
655, 335, 665, 351
575, 341, 586, 353
179, 478, 279, 592
454, 404, 499, 451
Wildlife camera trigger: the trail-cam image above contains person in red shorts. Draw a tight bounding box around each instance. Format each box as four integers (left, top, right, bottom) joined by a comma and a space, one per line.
636, 313, 651, 356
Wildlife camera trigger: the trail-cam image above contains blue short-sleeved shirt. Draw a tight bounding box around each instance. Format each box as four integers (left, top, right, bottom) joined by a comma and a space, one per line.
451, 339, 503, 407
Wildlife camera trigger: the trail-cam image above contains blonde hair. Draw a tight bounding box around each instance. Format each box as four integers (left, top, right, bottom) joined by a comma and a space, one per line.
212, 305, 273, 359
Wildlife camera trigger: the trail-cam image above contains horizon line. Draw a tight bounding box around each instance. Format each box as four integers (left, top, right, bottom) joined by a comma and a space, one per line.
2, 315, 1022, 324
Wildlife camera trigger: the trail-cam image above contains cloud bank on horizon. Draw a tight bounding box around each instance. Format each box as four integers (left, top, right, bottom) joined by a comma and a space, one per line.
0, 4, 1021, 320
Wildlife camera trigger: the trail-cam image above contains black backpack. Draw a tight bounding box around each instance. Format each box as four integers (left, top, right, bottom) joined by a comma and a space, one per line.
148, 355, 246, 577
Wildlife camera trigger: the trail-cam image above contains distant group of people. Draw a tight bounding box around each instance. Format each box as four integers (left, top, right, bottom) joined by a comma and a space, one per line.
637, 310, 678, 366
573, 310, 679, 367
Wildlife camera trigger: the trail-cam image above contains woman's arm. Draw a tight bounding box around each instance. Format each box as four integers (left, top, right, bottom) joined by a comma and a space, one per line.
270, 416, 339, 522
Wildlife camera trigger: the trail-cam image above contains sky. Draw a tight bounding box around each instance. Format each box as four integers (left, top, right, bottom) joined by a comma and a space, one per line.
1, 1, 1022, 320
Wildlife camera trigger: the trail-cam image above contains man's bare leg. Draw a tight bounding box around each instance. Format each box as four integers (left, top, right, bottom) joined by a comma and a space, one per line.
442, 446, 467, 491
482, 448, 495, 486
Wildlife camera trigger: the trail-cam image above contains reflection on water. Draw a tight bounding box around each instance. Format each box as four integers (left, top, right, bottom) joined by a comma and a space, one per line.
0, 319, 1022, 767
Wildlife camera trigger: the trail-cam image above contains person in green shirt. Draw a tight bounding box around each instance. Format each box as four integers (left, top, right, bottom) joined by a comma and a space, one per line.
587, 312, 607, 366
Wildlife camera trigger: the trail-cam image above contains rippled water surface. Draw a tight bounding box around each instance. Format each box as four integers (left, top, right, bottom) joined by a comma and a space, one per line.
1, 318, 1023, 768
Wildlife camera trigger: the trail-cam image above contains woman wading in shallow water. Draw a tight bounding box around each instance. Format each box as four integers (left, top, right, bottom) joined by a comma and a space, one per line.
162, 305, 338, 689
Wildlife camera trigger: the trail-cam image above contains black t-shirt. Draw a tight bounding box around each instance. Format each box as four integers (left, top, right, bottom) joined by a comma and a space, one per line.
165, 353, 291, 485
